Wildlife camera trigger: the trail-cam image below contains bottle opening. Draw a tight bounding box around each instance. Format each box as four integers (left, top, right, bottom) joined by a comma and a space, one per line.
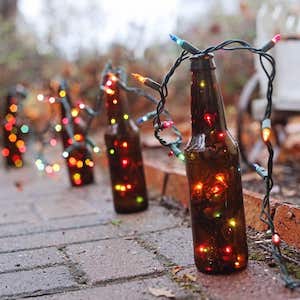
190, 53, 216, 71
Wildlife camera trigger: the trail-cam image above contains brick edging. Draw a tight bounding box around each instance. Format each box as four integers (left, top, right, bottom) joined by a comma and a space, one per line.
143, 151, 300, 249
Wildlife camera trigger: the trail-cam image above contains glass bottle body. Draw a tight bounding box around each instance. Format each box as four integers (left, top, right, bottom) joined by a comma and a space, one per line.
104, 75, 148, 213
105, 120, 148, 213
60, 98, 94, 187
185, 54, 248, 274
2, 94, 24, 168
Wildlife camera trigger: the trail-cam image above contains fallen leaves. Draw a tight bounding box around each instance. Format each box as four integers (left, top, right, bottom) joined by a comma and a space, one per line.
111, 219, 122, 226
148, 287, 175, 298
183, 273, 197, 282
14, 181, 23, 191
171, 266, 183, 275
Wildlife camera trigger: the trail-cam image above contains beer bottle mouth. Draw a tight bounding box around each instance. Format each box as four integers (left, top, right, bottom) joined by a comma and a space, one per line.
190, 53, 216, 71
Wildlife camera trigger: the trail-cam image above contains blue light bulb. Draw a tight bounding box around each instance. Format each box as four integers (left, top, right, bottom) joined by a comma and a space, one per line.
169, 34, 183, 46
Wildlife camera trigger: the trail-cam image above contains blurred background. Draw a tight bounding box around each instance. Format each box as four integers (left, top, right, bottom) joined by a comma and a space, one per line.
1, 0, 300, 203
0, 0, 261, 120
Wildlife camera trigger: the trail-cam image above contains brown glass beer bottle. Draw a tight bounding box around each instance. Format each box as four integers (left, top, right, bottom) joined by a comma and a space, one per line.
2, 86, 27, 168
185, 53, 248, 274
103, 70, 148, 213
58, 82, 94, 187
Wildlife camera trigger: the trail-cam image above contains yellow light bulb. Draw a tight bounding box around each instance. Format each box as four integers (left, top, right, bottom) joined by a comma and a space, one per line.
199, 80, 206, 88
132, 73, 146, 83
59, 90, 66, 98
105, 87, 115, 95
194, 182, 203, 191
73, 173, 81, 180
52, 164, 60, 172
71, 108, 79, 117
77, 160, 83, 168
110, 118, 116, 125
74, 134, 83, 142
228, 218, 237, 228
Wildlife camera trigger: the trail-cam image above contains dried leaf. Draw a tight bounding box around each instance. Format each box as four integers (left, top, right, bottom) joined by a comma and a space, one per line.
148, 287, 175, 298
111, 219, 122, 226
281, 187, 297, 197
171, 266, 182, 275
14, 181, 23, 191
183, 273, 197, 282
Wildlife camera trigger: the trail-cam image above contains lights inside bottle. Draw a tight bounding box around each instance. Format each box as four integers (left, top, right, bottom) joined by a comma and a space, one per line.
2, 93, 28, 168
73, 173, 82, 185
228, 218, 237, 228
197, 244, 209, 254
104, 66, 148, 213
136, 196, 144, 203
193, 182, 203, 193
199, 80, 206, 88
203, 113, 215, 127
121, 158, 129, 167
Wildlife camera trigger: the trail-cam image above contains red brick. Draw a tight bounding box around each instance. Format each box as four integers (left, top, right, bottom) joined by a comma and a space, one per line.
273, 203, 300, 248
165, 172, 189, 209
243, 189, 278, 231
176, 261, 300, 300
144, 163, 165, 194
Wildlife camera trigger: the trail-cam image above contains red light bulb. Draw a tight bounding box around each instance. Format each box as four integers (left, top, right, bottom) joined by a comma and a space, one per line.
272, 233, 281, 246
121, 158, 129, 167
272, 34, 281, 44
203, 113, 215, 127
62, 117, 68, 125
162, 120, 174, 129
2, 148, 9, 157
224, 246, 232, 254
217, 132, 225, 141
168, 151, 174, 157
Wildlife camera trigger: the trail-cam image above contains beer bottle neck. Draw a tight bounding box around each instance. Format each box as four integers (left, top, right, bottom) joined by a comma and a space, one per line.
190, 55, 227, 136
105, 84, 131, 131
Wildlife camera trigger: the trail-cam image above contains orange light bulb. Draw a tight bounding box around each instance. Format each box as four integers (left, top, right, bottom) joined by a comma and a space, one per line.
262, 128, 271, 142
132, 73, 146, 83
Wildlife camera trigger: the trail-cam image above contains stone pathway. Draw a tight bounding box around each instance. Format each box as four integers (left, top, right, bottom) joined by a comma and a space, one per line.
0, 159, 300, 299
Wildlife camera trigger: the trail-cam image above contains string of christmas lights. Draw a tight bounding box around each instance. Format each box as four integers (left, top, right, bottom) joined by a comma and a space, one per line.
133, 34, 300, 289
33, 81, 101, 184
98, 63, 182, 141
